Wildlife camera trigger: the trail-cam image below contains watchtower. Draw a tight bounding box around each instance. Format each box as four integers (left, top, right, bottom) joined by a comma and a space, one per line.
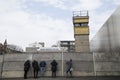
73, 11, 90, 52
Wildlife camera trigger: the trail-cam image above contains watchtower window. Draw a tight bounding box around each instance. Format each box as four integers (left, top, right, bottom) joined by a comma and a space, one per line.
74, 23, 88, 27
81, 23, 88, 26
74, 23, 80, 27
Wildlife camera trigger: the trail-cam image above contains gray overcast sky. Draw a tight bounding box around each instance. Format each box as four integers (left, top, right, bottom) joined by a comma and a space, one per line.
0, 0, 119, 50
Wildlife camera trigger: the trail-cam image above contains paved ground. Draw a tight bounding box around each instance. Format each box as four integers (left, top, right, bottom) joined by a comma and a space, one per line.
2, 76, 120, 80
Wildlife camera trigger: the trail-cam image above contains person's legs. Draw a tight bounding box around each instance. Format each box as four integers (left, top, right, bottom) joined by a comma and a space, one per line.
35, 70, 37, 78
70, 71, 72, 77
52, 71, 56, 77
40, 67, 43, 76
53, 72, 55, 77
41, 67, 45, 76
24, 70, 27, 79
34, 70, 38, 78
34, 70, 35, 78
54, 71, 56, 77
66, 69, 69, 77
43, 67, 45, 76
36, 70, 38, 78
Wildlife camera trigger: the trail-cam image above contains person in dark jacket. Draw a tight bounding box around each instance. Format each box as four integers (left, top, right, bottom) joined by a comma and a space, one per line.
32, 60, 39, 78
51, 60, 58, 77
24, 60, 30, 79
66, 59, 73, 77
40, 61, 46, 76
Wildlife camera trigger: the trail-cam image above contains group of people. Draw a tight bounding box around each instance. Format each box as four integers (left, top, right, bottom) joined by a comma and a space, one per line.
24, 59, 73, 79
24, 60, 47, 79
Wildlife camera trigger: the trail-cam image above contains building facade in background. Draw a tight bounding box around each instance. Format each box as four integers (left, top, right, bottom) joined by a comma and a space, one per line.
57, 41, 75, 52
0, 40, 23, 54
26, 42, 45, 52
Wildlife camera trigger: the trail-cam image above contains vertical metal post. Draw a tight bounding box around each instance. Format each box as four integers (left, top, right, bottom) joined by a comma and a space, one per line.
1, 54, 5, 79
62, 50, 64, 76
93, 52, 96, 76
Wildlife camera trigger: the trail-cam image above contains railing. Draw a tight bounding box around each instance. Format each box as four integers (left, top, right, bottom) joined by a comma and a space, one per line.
73, 11, 89, 17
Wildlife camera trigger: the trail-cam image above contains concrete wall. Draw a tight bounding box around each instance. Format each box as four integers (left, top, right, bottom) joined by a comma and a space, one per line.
0, 52, 94, 78
90, 6, 120, 52
0, 52, 120, 78
90, 6, 120, 76
63, 53, 94, 76
93, 52, 120, 76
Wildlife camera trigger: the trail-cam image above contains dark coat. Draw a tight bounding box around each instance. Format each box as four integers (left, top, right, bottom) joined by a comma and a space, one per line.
66, 60, 73, 70
40, 61, 46, 67
51, 60, 58, 72
32, 60, 39, 71
24, 60, 30, 71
